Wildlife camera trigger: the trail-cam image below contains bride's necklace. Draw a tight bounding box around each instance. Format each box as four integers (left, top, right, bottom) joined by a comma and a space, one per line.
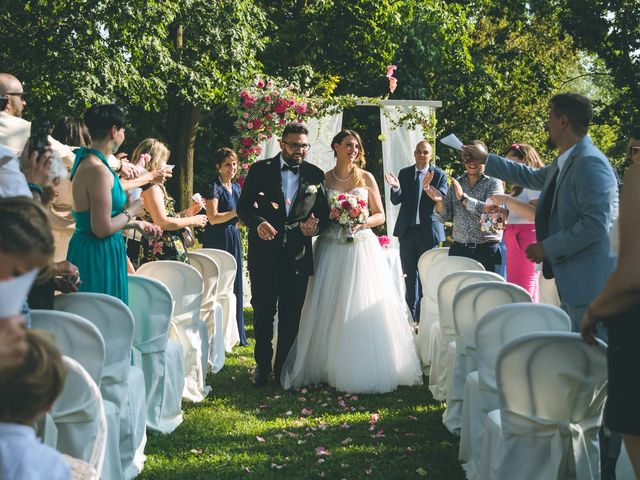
332, 168, 353, 182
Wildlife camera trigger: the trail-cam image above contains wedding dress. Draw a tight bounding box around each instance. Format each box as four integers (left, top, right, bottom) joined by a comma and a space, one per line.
281, 187, 423, 393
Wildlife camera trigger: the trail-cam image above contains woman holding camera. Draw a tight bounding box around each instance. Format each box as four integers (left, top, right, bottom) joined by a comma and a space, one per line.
126, 138, 207, 268
67, 104, 161, 304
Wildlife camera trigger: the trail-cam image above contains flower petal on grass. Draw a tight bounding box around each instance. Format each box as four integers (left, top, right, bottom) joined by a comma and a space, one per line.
340, 422, 351, 429
374, 429, 385, 437
302, 407, 313, 416
416, 467, 428, 476
315, 446, 330, 456
271, 463, 284, 470
256, 436, 266, 443
341, 437, 353, 445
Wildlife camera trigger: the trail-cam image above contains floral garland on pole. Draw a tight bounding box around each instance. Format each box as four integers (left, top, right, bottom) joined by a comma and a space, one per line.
231, 78, 438, 185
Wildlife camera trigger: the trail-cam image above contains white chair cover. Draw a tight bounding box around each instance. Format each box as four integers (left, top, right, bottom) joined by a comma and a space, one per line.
459, 304, 571, 478
415, 252, 483, 369
136, 261, 211, 402
128, 275, 185, 434
479, 333, 607, 480
61, 355, 107, 480
197, 248, 240, 352
187, 252, 226, 373
429, 271, 504, 401
30, 310, 123, 480
443, 282, 531, 434
54, 293, 147, 479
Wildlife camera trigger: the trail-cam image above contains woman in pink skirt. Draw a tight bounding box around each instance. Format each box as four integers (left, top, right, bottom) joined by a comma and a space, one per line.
490, 143, 544, 301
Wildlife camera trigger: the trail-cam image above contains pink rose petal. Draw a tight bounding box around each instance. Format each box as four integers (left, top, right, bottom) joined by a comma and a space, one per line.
315, 446, 330, 456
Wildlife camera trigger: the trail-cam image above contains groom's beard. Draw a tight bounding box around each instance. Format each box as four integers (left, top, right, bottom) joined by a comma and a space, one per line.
282, 149, 306, 166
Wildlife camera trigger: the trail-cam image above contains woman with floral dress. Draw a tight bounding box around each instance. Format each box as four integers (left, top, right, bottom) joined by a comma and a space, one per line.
126, 138, 208, 268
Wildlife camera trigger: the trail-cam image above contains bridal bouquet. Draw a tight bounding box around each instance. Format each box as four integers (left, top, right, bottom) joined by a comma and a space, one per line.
480, 204, 507, 234
329, 192, 369, 242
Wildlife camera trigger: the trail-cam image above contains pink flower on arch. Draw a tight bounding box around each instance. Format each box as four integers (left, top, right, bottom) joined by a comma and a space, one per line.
241, 137, 254, 147
295, 103, 308, 115
252, 118, 263, 129
274, 98, 288, 114
257, 79, 265, 88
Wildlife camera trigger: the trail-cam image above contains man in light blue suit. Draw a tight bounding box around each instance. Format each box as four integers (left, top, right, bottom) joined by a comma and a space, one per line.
462, 93, 618, 338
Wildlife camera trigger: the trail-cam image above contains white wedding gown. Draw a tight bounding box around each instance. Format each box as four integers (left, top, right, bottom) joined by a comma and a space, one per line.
281, 188, 423, 394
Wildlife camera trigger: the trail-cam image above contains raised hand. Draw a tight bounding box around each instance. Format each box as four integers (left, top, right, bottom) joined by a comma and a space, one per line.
422, 171, 435, 190
451, 178, 464, 200
424, 184, 443, 202
461, 144, 489, 164
119, 159, 140, 180
384, 172, 400, 189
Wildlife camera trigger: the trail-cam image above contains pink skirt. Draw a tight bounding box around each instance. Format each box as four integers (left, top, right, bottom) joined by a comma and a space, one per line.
504, 223, 539, 302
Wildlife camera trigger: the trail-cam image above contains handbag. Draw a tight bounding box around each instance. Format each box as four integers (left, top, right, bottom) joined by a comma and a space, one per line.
180, 226, 195, 248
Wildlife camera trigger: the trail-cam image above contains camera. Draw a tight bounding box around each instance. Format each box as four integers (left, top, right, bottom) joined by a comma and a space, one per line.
29, 119, 50, 152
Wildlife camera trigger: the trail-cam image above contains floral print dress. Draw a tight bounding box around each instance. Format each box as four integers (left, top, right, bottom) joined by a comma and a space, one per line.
127, 191, 189, 268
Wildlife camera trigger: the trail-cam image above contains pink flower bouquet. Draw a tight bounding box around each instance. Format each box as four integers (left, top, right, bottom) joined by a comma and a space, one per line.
328, 191, 369, 242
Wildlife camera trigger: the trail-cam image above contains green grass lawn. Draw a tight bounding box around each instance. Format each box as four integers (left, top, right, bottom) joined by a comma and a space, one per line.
139, 309, 464, 480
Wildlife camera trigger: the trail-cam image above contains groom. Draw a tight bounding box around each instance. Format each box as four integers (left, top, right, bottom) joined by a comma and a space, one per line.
237, 123, 329, 386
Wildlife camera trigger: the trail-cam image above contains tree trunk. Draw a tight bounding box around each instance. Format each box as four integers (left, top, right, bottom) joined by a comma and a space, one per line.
167, 98, 200, 210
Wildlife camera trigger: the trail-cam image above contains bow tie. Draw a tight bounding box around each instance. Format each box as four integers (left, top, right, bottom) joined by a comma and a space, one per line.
282, 163, 300, 174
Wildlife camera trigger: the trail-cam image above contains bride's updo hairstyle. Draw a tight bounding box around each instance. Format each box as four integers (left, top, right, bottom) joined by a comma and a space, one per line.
331, 129, 367, 187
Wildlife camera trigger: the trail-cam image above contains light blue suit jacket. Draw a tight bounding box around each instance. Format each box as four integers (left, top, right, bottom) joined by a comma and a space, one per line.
485, 135, 618, 306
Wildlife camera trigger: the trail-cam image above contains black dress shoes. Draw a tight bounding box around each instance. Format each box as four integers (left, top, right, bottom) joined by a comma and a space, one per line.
251, 365, 270, 386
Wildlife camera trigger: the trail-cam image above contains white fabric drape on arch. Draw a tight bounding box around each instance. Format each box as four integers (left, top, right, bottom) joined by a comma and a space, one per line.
257, 113, 343, 174
379, 106, 433, 238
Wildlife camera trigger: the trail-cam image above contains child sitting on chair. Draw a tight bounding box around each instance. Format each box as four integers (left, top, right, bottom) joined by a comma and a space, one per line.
0, 329, 71, 479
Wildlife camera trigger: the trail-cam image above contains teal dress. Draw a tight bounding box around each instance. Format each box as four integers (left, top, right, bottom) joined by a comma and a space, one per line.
67, 148, 129, 304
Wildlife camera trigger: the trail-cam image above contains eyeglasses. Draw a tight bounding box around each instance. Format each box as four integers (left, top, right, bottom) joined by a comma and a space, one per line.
4, 92, 25, 99
282, 141, 311, 151
628, 145, 640, 155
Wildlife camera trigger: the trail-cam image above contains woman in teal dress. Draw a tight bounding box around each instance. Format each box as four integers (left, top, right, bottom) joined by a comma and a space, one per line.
67, 104, 161, 304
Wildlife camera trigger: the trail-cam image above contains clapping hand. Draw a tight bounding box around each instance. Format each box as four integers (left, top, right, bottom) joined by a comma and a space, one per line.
119, 159, 141, 180
450, 178, 464, 201
384, 172, 400, 189
424, 171, 444, 203
147, 168, 171, 185
137, 221, 163, 240
300, 213, 319, 237
21, 143, 53, 187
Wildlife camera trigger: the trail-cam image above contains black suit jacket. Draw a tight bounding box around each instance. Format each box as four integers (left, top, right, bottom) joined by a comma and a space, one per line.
237, 154, 329, 277
390, 164, 447, 246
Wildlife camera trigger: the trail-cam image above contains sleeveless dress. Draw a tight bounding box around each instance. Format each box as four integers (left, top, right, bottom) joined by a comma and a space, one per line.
126, 190, 189, 268
281, 187, 423, 393
202, 179, 248, 346
67, 148, 129, 304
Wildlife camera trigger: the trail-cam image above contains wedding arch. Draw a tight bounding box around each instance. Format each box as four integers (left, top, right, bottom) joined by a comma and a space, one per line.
231, 79, 442, 235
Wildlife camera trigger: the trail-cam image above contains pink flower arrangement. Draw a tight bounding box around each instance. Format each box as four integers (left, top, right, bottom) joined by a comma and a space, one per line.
378, 235, 391, 248
231, 78, 321, 176
329, 192, 369, 242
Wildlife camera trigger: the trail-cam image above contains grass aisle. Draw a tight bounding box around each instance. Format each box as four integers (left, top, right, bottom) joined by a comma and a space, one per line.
139, 309, 464, 479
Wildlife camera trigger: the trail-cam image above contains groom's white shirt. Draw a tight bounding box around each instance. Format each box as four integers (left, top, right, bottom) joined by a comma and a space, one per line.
280, 154, 300, 216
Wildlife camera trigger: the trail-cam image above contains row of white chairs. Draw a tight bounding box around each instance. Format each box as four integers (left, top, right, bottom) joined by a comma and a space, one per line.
31, 249, 241, 479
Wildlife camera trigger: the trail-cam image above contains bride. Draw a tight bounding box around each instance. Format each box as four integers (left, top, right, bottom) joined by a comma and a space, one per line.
281, 130, 423, 394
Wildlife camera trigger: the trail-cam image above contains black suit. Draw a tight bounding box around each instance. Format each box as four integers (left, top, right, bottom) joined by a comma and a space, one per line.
390, 164, 448, 320
237, 154, 329, 379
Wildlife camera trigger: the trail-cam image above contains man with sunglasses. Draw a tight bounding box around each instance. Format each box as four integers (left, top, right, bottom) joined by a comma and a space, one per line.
237, 123, 329, 386
0, 73, 30, 155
